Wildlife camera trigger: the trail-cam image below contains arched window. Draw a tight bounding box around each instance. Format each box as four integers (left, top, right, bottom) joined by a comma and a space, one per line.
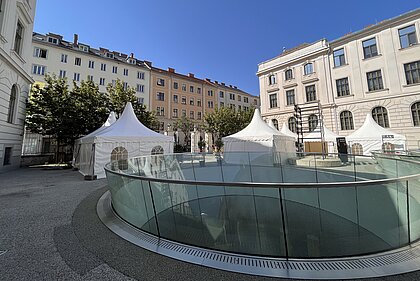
352, 143, 363, 155
382, 142, 395, 153
372, 106, 389, 128
272, 119, 279, 130
308, 114, 318, 132
7, 84, 18, 123
285, 69, 293, 80
151, 145, 164, 155
288, 117, 297, 133
411, 102, 420, 126
110, 146, 128, 170
340, 110, 354, 130
304, 63, 314, 75
268, 74, 276, 85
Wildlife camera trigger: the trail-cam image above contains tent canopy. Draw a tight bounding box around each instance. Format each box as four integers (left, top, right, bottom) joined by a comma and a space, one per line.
78, 111, 117, 142
280, 122, 298, 139
304, 125, 339, 142
347, 114, 405, 141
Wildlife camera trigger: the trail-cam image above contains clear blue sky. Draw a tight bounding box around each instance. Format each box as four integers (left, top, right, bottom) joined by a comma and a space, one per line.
34, 0, 420, 96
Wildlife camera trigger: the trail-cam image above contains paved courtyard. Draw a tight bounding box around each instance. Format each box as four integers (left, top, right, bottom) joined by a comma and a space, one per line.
1, 167, 420, 280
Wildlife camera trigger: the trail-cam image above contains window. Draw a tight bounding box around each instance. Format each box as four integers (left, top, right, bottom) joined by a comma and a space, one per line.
304, 63, 313, 75
151, 146, 164, 155
79, 45, 89, 52
272, 119, 279, 130
106, 52, 114, 59
137, 98, 144, 105
173, 82, 178, 89
33, 47, 47, 58
101, 63, 106, 71
197, 87, 201, 94
88, 60, 95, 69
340, 111, 354, 130
181, 96, 186, 104
269, 93, 278, 108
173, 94, 178, 103
75, 57, 81, 66
137, 71, 145, 79
87, 75, 94, 82
372, 106, 389, 128
182, 84, 186, 91
238, 95, 241, 102
61, 54, 67, 63
244, 97, 249, 103
73, 73, 80, 82
253, 99, 258, 105
229, 93, 235, 100
366, 70, 384, 91
286, 89, 295, 106
128, 58, 136, 65
399, 25, 417, 48
268, 74, 276, 85
197, 100, 201, 107
308, 114, 318, 132
411, 102, 420, 126
136, 84, 144, 93
111, 80, 116, 86
182, 109, 186, 117
219, 91, 224, 98
190, 98, 194, 105
288, 117, 297, 133
190, 85, 194, 93
123, 82, 128, 90
173, 108, 178, 118
156, 107, 165, 116
32, 64, 46, 75
47, 37, 58, 45
208, 101, 214, 108
333, 48, 346, 66
112, 66, 118, 74
157, 78, 165, 86
197, 112, 202, 120
285, 69, 293, 80
100, 78, 105, 86
59, 70, 66, 78
157, 92, 165, 101
3, 147, 12, 166
362, 38, 378, 59
14, 21, 23, 54
404, 61, 420, 85
110, 147, 128, 170
352, 143, 364, 155
336, 77, 350, 97
305, 85, 316, 102
220, 102, 224, 107
7, 85, 18, 123
190, 111, 194, 119
123, 68, 129, 76
208, 90, 214, 97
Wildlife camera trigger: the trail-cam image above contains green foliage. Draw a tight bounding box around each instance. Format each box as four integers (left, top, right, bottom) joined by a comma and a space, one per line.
203, 107, 255, 141
173, 143, 185, 153
174, 116, 195, 143
107, 79, 158, 129
26, 74, 109, 146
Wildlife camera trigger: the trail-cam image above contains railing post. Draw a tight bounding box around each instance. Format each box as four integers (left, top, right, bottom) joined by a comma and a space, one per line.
406, 180, 411, 243
278, 187, 289, 258
148, 181, 161, 237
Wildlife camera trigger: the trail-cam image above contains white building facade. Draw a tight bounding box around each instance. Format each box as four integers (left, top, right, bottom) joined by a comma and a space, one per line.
0, 0, 36, 170
258, 9, 420, 149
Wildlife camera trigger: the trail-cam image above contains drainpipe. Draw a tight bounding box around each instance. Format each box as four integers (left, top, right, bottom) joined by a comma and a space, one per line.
326, 43, 339, 134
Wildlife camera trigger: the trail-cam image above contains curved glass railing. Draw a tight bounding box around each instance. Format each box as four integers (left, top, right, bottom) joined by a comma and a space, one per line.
104, 152, 420, 258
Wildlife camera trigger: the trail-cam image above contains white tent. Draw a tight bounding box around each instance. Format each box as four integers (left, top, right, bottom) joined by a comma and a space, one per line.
280, 122, 298, 140
75, 102, 174, 179
223, 109, 296, 164
304, 125, 339, 153
268, 119, 278, 130
347, 114, 406, 155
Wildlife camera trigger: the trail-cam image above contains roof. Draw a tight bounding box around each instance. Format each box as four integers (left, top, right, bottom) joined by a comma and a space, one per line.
347, 114, 406, 141
280, 122, 298, 139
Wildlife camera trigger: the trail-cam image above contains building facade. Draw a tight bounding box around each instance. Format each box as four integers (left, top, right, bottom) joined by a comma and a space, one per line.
0, 0, 36, 169
31, 32, 151, 108
258, 9, 420, 148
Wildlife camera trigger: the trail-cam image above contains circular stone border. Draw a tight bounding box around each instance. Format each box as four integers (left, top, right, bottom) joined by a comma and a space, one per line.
97, 190, 420, 280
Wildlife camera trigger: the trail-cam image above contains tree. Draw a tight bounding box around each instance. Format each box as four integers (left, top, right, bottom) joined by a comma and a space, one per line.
174, 116, 195, 148
203, 107, 255, 141
107, 79, 158, 129
26, 75, 109, 162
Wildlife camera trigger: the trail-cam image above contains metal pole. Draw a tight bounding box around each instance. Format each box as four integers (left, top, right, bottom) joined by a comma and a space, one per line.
278, 187, 289, 258
406, 180, 411, 243
148, 181, 161, 237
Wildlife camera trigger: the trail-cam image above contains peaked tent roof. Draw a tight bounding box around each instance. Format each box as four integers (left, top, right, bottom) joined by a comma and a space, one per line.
224, 109, 293, 140
78, 111, 117, 141
268, 120, 278, 131
347, 114, 406, 140
304, 125, 339, 142
280, 122, 298, 139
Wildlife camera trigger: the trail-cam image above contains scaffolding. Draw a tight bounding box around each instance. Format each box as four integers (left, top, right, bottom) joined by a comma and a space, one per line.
294, 101, 326, 157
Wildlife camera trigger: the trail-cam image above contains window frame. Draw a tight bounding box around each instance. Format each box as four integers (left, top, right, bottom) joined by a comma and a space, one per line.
285, 69, 293, 80
304, 63, 314, 75
372, 106, 389, 128
340, 110, 354, 130
269, 93, 278, 108
286, 89, 295, 106
399, 24, 418, 49
305, 84, 317, 102
411, 101, 420, 126
336, 77, 351, 97
366, 70, 384, 91
404, 60, 420, 85
333, 48, 346, 67
362, 37, 379, 59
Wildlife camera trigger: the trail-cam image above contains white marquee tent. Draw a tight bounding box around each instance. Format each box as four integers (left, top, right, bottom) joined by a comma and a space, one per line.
75, 102, 174, 179
280, 122, 298, 140
304, 125, 339, 153
347, 114, 406, 155
223, 109, 296, 164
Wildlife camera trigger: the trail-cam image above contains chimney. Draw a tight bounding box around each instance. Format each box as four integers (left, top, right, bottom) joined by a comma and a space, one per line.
144, 60, 152, 67
188, 73, 194, 78
229, 85, 233, 88
168, 67, 175, 73
234, 86, 237, 89
221, 82, 225, 86
215, 80, 218, 84
130, 53, 134, 58
73, 34, 78, 46
205, 78, 211, 82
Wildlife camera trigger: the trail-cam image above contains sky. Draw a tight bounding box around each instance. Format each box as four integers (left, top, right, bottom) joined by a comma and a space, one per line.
33, 0, 420, 96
